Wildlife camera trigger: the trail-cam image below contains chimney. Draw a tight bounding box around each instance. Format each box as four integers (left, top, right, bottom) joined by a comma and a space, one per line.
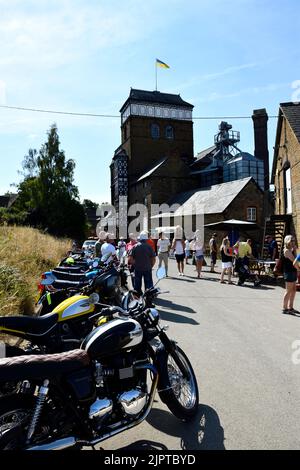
252, 108, 269, 191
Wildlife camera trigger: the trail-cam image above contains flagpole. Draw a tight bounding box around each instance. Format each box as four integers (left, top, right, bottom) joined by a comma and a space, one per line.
155, 60, 157, 91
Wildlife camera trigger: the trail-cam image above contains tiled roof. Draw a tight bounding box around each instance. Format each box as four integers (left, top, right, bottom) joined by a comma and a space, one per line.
164, 177, 254, 215
193, 145, 217, 163
280, 102, 300, 143
120, 89, 193, 112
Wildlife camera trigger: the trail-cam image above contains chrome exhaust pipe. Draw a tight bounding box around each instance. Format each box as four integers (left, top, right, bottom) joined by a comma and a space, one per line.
27, 437, 77, 451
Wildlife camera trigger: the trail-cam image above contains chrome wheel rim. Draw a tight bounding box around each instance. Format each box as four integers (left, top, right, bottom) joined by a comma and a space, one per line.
167, 351, 197, 409
0, 409, 29, 440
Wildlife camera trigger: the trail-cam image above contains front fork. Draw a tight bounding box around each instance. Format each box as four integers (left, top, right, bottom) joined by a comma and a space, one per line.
157, 331, 189, 380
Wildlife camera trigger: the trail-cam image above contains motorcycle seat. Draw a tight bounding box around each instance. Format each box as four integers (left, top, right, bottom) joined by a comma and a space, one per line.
52, 270, 87, 282
0, 312, 59, 336
54, 266, 86, 274
51, 279, 89, 289
0, 349, 90, 383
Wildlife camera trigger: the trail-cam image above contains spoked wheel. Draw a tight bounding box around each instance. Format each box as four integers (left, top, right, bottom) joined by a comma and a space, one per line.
158, 346, 199, 421
0, 395, 33, 450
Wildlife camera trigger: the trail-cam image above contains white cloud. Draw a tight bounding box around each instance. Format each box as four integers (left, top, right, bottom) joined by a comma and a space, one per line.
195, 82, 289, 104
0, 81, 6, 104
170, 62, 259, 93
0, 1, 168, 69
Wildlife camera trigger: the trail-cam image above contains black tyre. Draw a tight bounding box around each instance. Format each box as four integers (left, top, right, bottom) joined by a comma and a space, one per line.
158, 346, 199, 421
0, 394, 34, 449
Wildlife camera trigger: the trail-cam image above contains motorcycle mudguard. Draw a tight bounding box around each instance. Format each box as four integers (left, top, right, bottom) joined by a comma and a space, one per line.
153, 344, 170, 396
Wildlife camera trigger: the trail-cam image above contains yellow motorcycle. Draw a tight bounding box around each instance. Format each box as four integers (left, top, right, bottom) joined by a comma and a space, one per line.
0, 293, 106, 358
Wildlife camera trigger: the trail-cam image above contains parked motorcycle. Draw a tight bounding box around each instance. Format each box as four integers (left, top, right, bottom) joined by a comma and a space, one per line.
0, 268, 199, 450
37, 258, 129, 316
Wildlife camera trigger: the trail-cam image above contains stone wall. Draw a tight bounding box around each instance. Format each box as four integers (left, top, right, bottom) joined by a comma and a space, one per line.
274, 117, 300, 243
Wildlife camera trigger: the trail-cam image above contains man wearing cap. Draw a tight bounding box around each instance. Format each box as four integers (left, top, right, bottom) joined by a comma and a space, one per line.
128, 231, 156, 295
101, 233, 116, 264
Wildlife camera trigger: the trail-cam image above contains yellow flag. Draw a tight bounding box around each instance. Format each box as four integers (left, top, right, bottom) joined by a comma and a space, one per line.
156, 58, 170, 69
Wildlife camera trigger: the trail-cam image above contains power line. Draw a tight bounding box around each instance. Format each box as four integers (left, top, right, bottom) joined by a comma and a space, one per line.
0, 104, 279, 120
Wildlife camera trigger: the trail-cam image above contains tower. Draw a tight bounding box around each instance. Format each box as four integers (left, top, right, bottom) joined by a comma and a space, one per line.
252, 108, 269, 191
111, 88, 195, 215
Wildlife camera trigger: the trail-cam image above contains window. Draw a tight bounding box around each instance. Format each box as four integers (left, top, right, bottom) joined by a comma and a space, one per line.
151, 123, 160, 139
247, 207, 257, 221
284, 167, 292, 214
165, 125, 174, 140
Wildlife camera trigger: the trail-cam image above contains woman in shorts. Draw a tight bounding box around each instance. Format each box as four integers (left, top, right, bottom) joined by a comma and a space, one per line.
220, 237, 233, 284
194, 232, 204, 279
282, 235, 299, 314
172, 237, 185, 276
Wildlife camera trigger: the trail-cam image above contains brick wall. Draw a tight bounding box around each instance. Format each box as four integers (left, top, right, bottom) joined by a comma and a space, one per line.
274, 117, 300, 243
122, 116, 194, 179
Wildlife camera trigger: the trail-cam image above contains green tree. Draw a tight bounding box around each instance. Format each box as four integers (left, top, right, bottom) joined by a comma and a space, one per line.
13, 124, 87, 239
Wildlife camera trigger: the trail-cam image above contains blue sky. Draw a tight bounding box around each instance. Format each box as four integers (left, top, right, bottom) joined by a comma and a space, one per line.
0, 0, 299, 203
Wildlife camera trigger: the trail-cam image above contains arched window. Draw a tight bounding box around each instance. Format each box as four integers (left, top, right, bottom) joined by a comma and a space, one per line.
151, 123, 160, 139
165, 125, 174, 140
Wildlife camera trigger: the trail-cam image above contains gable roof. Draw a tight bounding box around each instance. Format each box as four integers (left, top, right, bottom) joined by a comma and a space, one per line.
120, 88, 193, 113
0, 194, 18, 208
151, 177, 256, 217
281, 102, 300, 143
271, 102, 300, 182
190, 145, 217, 170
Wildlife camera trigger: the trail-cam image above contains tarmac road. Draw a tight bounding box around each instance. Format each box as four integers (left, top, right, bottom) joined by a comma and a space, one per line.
99, 259, 300, 450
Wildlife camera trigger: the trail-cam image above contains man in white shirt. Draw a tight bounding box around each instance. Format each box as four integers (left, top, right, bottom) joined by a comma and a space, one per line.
157, 232, 170, 277
101, 233, 116, 264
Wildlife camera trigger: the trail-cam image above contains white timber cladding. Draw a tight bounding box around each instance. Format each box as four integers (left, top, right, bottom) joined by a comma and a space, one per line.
121, 103, 192, 123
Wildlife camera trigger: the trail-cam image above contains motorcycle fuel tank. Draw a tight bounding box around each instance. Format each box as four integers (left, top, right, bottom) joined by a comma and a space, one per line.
94, 267, 121, 297
81, 318, 143, 359
53, 295, 95, 322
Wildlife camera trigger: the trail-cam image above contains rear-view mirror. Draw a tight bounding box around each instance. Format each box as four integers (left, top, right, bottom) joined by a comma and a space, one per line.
40, 273, 57, 286
88, 293, 100, 304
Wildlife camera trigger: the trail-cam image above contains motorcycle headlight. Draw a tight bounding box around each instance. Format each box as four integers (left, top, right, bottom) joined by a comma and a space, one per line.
148, 308, 159, 325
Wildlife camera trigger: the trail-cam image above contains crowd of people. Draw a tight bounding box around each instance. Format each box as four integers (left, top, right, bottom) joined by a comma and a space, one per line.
89, 229, 300, 314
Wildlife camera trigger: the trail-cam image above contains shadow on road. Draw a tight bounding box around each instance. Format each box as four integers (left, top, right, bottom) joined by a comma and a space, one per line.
155, 298, 196, 314
146, 404, 225, 450
116, 440, 168, 451
167, 276, 196, 283
158, 310, 199, 325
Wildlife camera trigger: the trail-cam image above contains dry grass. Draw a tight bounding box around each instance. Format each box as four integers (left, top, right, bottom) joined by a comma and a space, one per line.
0, 225, 70, 317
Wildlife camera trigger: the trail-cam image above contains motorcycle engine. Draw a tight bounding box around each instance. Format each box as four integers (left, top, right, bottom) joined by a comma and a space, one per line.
118, 388, 147, 416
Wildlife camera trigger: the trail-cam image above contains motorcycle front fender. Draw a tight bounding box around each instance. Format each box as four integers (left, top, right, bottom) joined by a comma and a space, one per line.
152, 344, 170, 394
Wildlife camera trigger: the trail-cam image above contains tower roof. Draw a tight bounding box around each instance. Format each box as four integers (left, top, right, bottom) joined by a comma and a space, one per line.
120, 88, 193, 113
